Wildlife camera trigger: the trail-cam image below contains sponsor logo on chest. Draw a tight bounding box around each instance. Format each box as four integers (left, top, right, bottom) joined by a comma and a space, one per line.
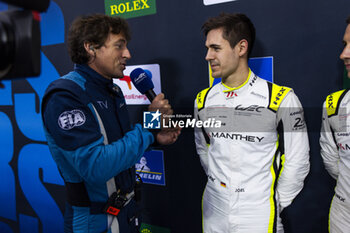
235, 104, 264, 112
250, 91, 267, 99
225, 91, 237, 99
97, 100, 108, 109
338, 143, 350, 151
209, 132, 264, 142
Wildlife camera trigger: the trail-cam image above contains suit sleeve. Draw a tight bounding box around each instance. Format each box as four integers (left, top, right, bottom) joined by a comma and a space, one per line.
319, 101, 339, 179
194, 99, 209, 174
276, 90, 310, 210
43, 91, 154, 185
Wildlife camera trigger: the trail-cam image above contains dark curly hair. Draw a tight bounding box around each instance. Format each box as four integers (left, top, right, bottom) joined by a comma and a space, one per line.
202, 13, 255, 57
347, 15, 350, 24
68, 14, 131, 64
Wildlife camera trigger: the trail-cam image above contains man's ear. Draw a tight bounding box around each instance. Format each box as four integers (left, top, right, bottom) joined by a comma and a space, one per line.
84, 42, 95, 56
237, 39, 248, 57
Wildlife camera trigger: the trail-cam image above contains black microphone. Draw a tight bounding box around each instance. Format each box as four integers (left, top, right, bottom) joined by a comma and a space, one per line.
130, 68, 156, 101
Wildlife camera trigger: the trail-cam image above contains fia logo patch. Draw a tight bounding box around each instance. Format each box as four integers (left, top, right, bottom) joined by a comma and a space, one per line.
58, 109, 86, 130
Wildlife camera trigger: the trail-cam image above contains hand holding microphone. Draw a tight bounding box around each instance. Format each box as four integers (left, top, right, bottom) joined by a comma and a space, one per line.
130, 68, 181, 145
148, 93, 173, 116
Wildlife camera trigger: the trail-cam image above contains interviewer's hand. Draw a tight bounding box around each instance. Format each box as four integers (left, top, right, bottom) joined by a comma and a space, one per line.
148, 93, 172, 115
156, 127, 181, 145
0, 82, 4, 88
149, 93, 173, 125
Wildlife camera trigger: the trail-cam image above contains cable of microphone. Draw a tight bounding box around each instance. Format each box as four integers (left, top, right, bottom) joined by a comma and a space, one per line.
130, 68, 156, 101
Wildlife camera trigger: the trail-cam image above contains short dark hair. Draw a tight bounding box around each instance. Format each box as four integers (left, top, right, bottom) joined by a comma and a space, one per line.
202, 13, 255, 57
68, 14, 131, 64
347, 15, 350, 24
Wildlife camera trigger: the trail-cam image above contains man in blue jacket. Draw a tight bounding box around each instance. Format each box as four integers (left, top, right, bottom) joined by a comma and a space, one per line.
41, 14, 180, 233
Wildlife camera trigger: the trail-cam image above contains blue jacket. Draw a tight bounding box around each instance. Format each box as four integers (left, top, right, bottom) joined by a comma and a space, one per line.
42, 64, 154, 232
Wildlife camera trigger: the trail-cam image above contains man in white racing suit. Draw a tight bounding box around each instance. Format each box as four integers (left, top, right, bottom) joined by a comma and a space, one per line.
320, 15, 350, 233
194, 13, 310, 233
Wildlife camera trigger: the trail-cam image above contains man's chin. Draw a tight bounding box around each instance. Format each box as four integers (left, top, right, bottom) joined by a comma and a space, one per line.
211, 72, 221, 78
114, 73, 124, 79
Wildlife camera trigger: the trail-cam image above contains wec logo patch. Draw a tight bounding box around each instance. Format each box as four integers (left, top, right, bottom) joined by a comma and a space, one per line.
58, 110, 86, 130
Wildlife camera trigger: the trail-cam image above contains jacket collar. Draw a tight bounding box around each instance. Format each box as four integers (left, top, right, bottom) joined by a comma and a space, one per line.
220, 69, 256, 95
74, 63, 113, 87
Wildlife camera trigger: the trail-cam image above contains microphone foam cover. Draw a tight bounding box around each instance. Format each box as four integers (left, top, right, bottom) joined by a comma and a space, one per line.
130, 68, 154, 94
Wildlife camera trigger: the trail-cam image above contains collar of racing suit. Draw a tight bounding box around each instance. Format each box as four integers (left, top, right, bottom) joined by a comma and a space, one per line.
220, 69, 255, 95
74, 63, 122, 97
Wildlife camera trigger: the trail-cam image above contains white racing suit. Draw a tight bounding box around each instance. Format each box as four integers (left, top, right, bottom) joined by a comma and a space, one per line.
320, 89, 350, 233
194, 70, 310, 233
